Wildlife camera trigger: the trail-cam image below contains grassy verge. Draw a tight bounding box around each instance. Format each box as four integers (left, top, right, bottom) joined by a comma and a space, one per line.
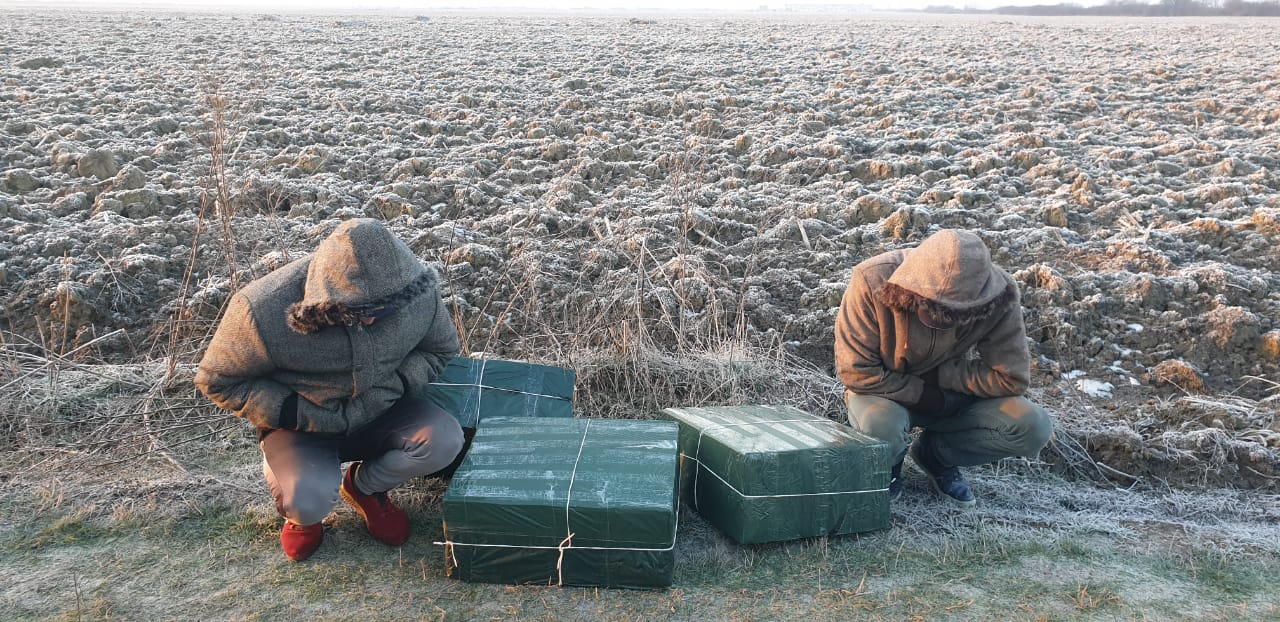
2, 439, 1277, 622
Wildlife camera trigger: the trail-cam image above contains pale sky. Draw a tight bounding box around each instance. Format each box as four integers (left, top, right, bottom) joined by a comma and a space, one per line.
15, 0, 1114, 12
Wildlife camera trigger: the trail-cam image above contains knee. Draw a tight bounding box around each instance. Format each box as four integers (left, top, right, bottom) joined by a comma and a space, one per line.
277, 483, 338, 526
1007, 398, 1053, 456
405, 412, 465, 472
431, 417, 466, 465
845, 393, 911, 454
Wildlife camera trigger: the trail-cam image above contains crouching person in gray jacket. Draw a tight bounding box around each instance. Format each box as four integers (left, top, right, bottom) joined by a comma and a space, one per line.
195, 218, 464, 561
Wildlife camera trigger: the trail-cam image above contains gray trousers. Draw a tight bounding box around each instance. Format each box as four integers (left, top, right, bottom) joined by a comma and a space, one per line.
845, 390, 1053, 469
260, 397, 465, 526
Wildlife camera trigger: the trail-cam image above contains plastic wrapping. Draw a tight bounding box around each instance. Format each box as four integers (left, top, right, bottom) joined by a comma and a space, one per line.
441, 417, 679, 588
662, 404, 891, 544
422, 357, 575, 429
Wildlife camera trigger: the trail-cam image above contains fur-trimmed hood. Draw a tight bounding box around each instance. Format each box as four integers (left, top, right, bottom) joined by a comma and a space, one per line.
876, 229, 1017, 327
287, 270, 438, 334
876, 281, 1016, 328
286, 218, 434, 334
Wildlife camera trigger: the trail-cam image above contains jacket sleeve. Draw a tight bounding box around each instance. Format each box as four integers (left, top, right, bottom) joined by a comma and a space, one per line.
292, 393, 373, 435
397, 292, 462, 398
194, 294, 293, 429
835, 270, 924, 404
939, 302, 1031, 398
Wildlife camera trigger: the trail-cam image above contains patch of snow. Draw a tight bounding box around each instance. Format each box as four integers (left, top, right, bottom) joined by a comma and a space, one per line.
1076, 378, 1115, 399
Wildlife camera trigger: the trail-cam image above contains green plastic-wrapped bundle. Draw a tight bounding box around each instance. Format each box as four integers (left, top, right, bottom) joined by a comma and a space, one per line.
441, 417, 679, 588
422, 357, 574, 429
662, 404, 890, 544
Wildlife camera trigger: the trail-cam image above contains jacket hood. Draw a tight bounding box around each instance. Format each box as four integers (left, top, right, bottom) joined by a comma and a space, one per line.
878, 229, 1017, 326
286, 218, 435, 334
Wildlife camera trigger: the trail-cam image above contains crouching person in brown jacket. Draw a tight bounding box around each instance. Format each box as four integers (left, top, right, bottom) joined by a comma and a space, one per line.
835, 229, 1052, 507
195, 218, 465, 560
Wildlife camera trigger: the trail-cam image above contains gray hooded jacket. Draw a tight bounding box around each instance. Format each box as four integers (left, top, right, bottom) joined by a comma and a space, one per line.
194, 219, 461, 435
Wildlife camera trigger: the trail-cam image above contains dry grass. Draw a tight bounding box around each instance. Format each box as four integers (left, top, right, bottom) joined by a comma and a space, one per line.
1070, 582, 1122, 612
0, 82, 250, 461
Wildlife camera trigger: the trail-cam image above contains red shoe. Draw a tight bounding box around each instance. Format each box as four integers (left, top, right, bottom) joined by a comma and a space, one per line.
280, 521, 323, 561
340, 462, 409, 547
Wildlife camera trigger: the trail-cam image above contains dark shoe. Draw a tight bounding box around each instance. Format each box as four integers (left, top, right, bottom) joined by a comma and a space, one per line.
908, 440, 976, 507
340, 462, 410, 547
280, 521, 323, 561
889, 454, 904, 502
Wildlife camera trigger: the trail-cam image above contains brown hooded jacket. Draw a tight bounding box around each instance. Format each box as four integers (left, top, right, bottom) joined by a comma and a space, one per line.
194, 219, 461, 435
834, 229, 1030, 406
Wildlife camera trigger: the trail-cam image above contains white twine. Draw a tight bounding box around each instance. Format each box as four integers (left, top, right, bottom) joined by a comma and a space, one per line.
427, 382, 569, 401
435, 418, 681, 586
689, 418, 887, 506
558, 418, 591, 586
554, 533, 574, 587
429, 358, 573, 423
436, 537, 679, 553
475, 357, 487, 420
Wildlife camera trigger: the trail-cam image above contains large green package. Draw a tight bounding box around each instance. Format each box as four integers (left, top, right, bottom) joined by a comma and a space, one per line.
422, 357, 575, 429
441, 417, 679, 588
662, 404, 890, 544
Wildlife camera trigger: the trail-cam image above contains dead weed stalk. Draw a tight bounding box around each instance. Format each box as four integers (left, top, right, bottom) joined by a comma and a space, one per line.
434, 139, 840, 422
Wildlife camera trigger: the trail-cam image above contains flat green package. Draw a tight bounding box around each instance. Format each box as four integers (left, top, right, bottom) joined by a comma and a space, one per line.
441, 417, 679, 588
422, 357, 574, 429
662, 404, 890, 544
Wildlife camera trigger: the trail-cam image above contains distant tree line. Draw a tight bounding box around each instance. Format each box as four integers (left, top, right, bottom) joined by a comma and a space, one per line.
923, 0, 1280, 16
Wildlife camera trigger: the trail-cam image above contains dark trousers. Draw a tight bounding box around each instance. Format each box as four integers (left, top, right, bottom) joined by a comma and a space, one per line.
845, 391, 1053, 468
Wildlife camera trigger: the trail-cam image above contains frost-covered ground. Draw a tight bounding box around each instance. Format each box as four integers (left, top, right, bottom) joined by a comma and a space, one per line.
0, 10, 1277, 487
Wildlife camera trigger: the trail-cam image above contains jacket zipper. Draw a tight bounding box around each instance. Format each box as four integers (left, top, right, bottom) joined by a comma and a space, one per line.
348, 325, 360, 396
